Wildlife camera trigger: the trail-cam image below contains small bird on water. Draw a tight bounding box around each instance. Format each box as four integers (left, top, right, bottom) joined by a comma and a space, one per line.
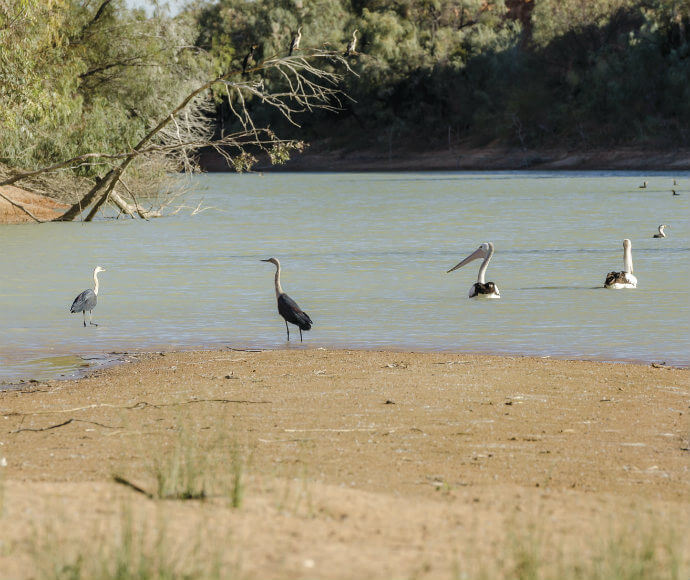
261, 257, 312, 341
653, 224, 669, 238
70, 266, 106, 326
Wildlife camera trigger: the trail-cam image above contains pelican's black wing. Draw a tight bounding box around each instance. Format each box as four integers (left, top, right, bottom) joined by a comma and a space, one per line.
70, 289, 97, 313
278, 293, 312, 330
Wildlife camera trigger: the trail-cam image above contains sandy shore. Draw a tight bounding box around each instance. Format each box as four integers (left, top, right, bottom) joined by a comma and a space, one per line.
1, 348, 688, 579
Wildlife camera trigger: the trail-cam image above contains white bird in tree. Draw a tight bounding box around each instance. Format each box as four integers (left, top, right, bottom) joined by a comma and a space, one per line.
344, 29, 358, 56
289, 26, 302, 56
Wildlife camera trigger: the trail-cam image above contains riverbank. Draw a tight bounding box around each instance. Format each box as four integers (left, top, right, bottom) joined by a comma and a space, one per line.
0, 185, 68, 224
1, 348, 688, 579
200, 144, 690, 172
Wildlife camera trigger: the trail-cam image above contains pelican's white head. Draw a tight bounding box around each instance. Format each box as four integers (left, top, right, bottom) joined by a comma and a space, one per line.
447, 242, 493, 273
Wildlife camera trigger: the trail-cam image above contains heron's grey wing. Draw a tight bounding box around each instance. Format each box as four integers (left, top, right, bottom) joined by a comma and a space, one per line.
70, 289, 97, 313
278, 293, 312, 330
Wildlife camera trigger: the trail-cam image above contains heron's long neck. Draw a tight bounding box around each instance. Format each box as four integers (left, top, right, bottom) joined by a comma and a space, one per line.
477, 249, 493, 284
623, 246, 633, 274
274, 266, 284, 297
93, 271, 100, 295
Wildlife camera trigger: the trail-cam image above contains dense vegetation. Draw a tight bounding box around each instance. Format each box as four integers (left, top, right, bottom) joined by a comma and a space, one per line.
196, 0, 690, 152
0, 0, 207, 178
1, 0, 689, 186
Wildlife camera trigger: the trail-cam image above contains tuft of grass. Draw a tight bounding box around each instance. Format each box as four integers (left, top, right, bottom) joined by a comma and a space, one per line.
458, 516, 687, 580
37, 507, 227, 580
0, 462, 5, 518
114, 419, 248, 505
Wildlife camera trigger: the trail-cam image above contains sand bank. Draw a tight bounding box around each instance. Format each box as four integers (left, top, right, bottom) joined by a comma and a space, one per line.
1, 348, 688, 579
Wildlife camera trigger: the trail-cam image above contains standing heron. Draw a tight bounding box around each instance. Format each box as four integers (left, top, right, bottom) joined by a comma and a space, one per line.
447, 242, 501, 299
344, 29, 358, 56
261, 258, 312, 341
70, 266, 106, 326
653, 224, 670, 238
289, 27, 302, 56
604, 239, 637, 289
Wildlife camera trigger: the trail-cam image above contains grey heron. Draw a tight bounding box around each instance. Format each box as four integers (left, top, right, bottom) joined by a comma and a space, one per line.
70, 266, 106, 326
344, 29, 358, 56
604, 239, 637, 289
653, 224, 669, 238
261, 257, 312, 341
289, 27, 302, 56
447, 242, 501, 299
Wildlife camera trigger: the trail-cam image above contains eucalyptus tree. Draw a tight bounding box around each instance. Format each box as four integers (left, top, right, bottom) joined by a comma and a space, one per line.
0, 0, 355, 222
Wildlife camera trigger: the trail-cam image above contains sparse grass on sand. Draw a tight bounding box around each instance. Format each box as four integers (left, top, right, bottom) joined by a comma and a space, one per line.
1, 348, 688, 579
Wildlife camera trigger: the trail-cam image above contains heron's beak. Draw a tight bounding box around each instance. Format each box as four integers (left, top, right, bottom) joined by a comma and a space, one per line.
447, 247, 485, 273
260, 259, 270, 262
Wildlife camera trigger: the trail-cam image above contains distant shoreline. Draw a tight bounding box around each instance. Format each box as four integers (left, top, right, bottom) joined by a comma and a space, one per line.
200, 145, 690, 172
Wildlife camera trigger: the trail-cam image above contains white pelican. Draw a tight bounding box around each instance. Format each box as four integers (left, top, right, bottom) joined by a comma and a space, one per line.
447, 242, 500, 299
653, 224, 669, 238
604, 239, 637, 289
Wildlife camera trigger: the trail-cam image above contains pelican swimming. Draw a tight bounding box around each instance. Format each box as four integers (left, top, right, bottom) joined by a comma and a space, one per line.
447, 242, 500, 299
604, 239, 637, 289
653, 224, 669, 238
261, 257, 312, 341
70, 266, 106, 326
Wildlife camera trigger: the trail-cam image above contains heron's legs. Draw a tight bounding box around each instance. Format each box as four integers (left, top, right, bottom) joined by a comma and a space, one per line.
285, 320, 290, 341
83, 311, 87, 327
299, 328, 303, 342
89, 310, 98, 326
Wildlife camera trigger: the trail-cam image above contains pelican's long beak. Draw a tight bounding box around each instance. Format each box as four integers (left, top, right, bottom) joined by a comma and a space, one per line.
447, 246, 485, 273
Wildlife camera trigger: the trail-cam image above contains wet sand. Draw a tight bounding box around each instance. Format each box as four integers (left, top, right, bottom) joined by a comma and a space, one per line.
1, 348, 688, 579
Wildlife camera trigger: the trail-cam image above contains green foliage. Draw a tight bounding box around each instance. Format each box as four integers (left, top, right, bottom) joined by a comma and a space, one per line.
0, 0, 209, 175
195, 0, 690, 151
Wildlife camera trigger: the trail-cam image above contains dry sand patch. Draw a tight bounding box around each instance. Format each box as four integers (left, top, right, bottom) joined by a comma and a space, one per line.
1, 349, 688, 579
